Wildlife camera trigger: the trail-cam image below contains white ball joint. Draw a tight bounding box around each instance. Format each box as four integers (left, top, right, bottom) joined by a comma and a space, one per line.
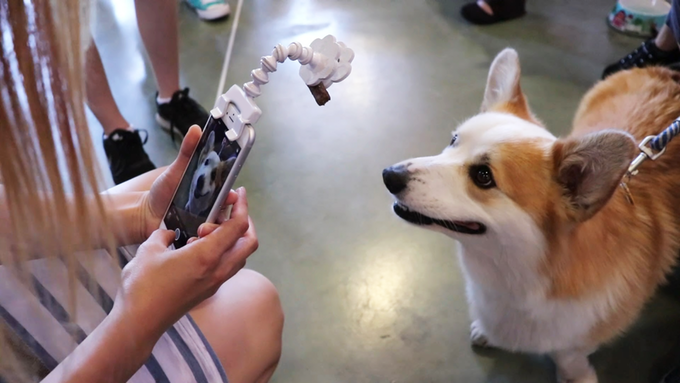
211, 35, 354, 141
243, 35, 355, 105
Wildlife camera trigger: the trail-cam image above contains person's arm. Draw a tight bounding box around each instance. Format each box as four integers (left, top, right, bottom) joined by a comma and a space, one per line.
43, 187, 257, 383
41, 305, 160, 383
0, 125, 203, 255
0, 185, 149, 252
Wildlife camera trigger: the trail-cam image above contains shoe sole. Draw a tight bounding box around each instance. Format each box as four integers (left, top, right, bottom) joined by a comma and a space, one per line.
185, 2, 230, 20
155, 113, 186, 143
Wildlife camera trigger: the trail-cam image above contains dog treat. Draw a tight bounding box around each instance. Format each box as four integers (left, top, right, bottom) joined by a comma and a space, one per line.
308, 83, 331, 106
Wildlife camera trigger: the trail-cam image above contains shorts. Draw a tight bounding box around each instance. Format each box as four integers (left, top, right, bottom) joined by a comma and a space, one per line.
0, 247, 228, 383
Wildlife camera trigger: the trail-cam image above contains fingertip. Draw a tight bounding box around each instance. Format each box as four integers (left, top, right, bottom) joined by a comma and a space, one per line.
188, 127, 201, 143
154, 228, 173, 237
150, 228, 176, 246
198, 223, 218, 237
180, 126, 202, 155
187, 125, 201, 136
234, 187, 248, 207
225, 190, 238, 204
239, 187, 248, 206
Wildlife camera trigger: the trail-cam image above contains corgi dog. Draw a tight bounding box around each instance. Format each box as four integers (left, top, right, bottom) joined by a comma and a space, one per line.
185, 130, 234, 215
383, 48, 680, 383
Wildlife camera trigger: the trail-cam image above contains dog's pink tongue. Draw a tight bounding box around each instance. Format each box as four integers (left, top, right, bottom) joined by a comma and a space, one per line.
455, 221, 480, 231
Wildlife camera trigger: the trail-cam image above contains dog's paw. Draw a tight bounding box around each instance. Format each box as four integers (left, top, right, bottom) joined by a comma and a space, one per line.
470, 320, 490, 348
557, 368, 598, 383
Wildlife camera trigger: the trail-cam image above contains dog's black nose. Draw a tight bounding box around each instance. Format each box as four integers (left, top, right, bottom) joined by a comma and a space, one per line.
382, 166, 409, 194
195, 175, 205, 199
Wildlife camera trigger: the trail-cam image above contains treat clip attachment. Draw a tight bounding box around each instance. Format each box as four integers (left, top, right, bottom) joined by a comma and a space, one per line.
211, 35, 354, 141
243, 35, 355, 106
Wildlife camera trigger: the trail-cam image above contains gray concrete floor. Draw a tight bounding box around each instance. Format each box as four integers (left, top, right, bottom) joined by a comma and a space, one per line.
91, 0, 680, 382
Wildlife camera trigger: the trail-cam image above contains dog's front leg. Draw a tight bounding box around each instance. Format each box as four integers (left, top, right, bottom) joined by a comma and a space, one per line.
551, 349, 597, 383
469, 320, 492, 348
466, 284, 495, 349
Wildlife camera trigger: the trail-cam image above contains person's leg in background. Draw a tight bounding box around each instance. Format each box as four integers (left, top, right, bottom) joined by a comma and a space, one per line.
184, 0, 231, 21
602, 0, 680, 79
191, 269, 284, 383
134, 0, 210, 141
134, 0, 180, 101
86, 43, 156, 185
460, 0, 526, 25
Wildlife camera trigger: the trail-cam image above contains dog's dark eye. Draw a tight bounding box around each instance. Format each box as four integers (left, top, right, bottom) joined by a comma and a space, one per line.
470, 165, 496, 189
204, 159, 210, 166
450, 134, 458, 146
210, 169, 217, 182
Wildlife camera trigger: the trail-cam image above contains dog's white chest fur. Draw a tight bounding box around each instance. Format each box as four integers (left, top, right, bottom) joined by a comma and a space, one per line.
460, 245, 616, 354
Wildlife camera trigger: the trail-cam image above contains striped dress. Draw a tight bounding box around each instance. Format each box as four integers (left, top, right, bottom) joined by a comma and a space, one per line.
0, 246, 228, 383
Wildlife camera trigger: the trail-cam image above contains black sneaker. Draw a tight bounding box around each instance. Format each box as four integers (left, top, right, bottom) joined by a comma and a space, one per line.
155, 88, 209, 141
103, 129, 156, 185
461, 0, 526, 25
602, 39, 680, 79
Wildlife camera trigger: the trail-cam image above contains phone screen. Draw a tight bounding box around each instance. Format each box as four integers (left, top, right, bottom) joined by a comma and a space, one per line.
163, 117, 241, 248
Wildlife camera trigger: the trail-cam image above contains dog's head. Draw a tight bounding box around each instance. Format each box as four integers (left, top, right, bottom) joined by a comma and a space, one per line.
186, 130, 224, 215
384, 49, 636, 250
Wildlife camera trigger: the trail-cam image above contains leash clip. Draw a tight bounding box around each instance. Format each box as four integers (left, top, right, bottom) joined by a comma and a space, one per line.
627, 135, 666, 177
621, 135, 666, 206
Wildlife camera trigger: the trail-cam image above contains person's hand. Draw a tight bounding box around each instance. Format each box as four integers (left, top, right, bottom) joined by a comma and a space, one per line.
116, 187, 258, 339
140, 124, 233, 238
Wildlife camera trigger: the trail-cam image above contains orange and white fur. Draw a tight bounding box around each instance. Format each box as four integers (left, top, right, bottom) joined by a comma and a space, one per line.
383, 48, 680, 383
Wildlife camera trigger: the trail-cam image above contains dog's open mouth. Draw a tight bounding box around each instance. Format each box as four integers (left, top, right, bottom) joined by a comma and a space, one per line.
393, 203, 487, 235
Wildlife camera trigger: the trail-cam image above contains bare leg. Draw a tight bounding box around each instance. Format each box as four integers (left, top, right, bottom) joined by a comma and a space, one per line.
134, 0, 180, 98
655, 24, 678, 51
551, 349, 598, 383
85, 43, 130, 136
190, 269, 284, 383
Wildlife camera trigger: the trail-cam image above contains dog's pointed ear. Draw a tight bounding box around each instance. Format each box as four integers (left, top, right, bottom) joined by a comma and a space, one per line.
552, 130, 636, 222
481, 48, 534, 122
200, 130, 216, 158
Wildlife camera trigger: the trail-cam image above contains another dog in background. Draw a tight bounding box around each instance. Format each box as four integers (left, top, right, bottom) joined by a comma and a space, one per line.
185, 131, 233, 215
383, 48, 680, 383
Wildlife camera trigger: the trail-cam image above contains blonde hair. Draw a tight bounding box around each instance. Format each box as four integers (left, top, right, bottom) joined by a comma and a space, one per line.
0, 0, 112, 380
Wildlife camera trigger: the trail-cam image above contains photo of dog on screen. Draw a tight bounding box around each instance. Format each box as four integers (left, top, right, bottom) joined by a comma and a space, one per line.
166, 123, 240, 247
184, 129, 237, 216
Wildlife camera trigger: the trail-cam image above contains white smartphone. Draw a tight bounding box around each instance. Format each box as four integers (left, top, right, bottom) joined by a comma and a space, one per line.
160, 103, 256, 249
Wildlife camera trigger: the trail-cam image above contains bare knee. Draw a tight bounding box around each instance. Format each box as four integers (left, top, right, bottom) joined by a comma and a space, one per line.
241, 270, 284, 379
226, 269, 283, 382
238, 269, 284, 348
191, 269, 283, 383
229, 269, 283, 330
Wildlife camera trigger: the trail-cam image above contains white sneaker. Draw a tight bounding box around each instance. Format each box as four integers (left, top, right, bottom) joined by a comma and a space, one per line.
185, 0, 230, 20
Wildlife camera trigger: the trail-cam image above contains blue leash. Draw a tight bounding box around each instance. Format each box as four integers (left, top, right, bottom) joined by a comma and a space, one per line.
650, 117, 680, 152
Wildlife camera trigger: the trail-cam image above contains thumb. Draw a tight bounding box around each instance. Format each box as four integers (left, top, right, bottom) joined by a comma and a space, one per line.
147, 229, 176, 248
170, 125, 202, 173
177, 125, 202, 162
